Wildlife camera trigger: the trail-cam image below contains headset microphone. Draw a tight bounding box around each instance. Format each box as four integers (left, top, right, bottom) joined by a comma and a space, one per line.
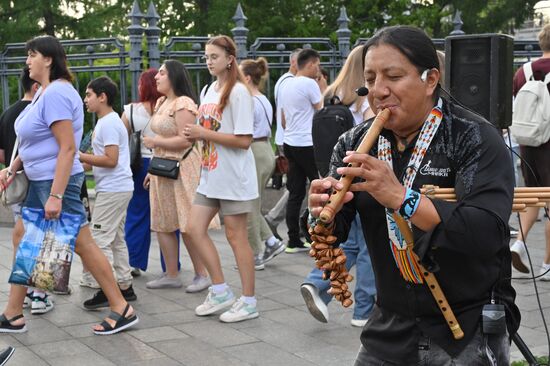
355, 87, 369, 96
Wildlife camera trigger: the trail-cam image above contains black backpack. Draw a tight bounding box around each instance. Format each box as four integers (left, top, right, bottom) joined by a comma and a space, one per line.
312, 96, 355, 177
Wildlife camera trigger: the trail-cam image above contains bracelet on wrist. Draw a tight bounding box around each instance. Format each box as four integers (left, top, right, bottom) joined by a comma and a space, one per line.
49, 193, 64, 200
307, 211, 318, 228
398, 188, 421, 220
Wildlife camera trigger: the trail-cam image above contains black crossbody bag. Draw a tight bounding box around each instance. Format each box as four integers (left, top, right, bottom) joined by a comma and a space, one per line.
147, 146, 194, 179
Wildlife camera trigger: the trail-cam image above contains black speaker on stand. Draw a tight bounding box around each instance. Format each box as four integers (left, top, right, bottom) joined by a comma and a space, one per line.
445, 34, 514, 129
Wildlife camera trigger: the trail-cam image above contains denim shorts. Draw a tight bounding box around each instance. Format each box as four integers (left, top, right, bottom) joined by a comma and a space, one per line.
23, 172, 88, 227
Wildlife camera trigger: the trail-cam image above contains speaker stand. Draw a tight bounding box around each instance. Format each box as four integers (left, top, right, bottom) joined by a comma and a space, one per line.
512, 332, 541, 366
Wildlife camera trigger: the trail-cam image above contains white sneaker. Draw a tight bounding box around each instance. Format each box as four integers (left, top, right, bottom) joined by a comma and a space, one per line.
539, 264, 550, 281
219, 298, 259, 323
146, 274, 183, 289
31, 295, 54, 315
23, 292, 33, 309
510, 241, 530, 273
195, 287, 235, 316
185, 275, 211, 293
351, 318, 369, 327
300, 283, 329, 323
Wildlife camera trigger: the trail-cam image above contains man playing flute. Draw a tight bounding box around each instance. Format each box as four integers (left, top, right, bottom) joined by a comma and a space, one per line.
307, 25, 519, 365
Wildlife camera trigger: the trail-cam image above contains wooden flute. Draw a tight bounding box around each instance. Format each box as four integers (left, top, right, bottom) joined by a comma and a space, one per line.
317, 108, 464, 340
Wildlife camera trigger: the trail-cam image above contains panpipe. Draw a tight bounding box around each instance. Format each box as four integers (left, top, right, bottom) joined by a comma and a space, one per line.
309, 109, 464, 340
422, 185, 550, 212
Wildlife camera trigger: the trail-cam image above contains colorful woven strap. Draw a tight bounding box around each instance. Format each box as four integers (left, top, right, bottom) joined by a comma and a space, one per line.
378, 98, 443, 283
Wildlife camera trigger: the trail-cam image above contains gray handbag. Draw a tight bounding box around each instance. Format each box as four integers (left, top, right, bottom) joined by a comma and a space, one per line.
1, 137, 29, 206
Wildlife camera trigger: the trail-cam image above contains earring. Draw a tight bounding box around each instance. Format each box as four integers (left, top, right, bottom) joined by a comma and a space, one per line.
227, 63, 232, 70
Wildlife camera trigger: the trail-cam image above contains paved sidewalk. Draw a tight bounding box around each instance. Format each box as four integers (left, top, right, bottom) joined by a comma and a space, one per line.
0, 197, 548, 365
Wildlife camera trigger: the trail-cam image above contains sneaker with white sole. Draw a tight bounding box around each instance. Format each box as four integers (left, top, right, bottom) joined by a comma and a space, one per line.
539, 264, 550, 281
23, 292, 33, 309
195, 287, 235, 316
219, 299, 259, 323
233, 256, 265, 271
300, 283, 329, 323
79, 277, 101, 289
263, 239, 286, 263
351, 318, 369, 327
146, 274, 183, 289
510, 241, 530, 273
31, 295, 54, 315
285, 242, 311, 254
185, 275, 211, 293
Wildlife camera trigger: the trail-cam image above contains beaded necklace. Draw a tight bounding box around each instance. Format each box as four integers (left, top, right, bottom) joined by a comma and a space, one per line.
377, 98, 443, 283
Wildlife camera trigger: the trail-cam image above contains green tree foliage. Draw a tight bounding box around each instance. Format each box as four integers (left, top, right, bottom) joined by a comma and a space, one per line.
0, 0, 540, 48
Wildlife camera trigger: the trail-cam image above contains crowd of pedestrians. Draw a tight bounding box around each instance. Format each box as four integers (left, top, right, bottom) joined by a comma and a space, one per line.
0, 32, 378, 335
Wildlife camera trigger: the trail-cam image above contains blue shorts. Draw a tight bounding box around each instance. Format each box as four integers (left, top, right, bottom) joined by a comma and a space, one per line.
23, 172, 88, 227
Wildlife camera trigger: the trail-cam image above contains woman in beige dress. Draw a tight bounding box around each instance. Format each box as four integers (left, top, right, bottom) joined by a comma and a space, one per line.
142, 60, 210, 292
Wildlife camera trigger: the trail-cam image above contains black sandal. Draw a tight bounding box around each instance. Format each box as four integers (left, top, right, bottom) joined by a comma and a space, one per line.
93, 304, 139, 335
0, 314, 27, 333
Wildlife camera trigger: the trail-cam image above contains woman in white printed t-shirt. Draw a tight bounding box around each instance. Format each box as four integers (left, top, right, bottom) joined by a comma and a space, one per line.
183, 35, 259, 323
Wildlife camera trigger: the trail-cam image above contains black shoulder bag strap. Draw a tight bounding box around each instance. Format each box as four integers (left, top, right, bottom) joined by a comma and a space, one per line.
130, 104, 136, 133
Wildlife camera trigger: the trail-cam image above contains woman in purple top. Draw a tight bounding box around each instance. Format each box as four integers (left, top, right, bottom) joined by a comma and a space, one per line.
0, 35, 138, 335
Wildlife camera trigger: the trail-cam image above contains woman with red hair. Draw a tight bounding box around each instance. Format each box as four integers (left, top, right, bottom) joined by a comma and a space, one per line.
120, 68, 163, 275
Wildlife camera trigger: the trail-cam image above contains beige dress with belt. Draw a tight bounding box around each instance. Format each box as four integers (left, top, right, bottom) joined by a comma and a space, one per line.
149, 96, 201, 233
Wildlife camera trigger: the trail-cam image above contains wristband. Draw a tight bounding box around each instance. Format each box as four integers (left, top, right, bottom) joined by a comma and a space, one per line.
307, 211, 318, 228
398, 188, 421, 220
49, 193, 64, 200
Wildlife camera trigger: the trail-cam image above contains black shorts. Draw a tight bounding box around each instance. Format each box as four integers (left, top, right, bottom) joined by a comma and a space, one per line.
520, 139, 550, 187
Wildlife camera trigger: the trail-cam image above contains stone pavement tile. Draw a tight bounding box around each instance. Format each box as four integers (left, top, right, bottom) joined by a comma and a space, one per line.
175, 320, 258, 347
517, 306, 550, 328
30, 339, 116, 365
239, 321, 331, 353
514, 326, 549, 348
150, 337, 249, 366
516, 293, 550, 312
260, 307, 344, 334
295, 343, 360, 365
131, 295, 187, 315
129, 326, 189, 343
80, 333, 164, 363
12, 318, 73, 346
0, 334, 22, 347
125, 358, 183, 366
306, 326, 364, 353
259, 288, 307, 307
29, 339, 94, 359
223, 341, 316, 366
3, 346, 48, 366
280, 263, 313, 278
262, 272, 307, 290
61, 322, 102, 338
253, 297, 290, 312
152, 309, 208, 325
46, 353, 117, 366
40, 302, 103, 327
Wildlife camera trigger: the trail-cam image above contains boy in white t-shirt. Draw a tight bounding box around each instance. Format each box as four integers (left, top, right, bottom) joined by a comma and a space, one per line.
79, 76, 136, 309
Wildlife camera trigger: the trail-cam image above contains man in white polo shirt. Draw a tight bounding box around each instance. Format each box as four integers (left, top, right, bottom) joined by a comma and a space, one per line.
280, 48, 322, 252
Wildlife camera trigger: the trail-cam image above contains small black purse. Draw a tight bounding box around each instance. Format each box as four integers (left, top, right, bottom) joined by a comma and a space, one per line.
147, 145, 194, 180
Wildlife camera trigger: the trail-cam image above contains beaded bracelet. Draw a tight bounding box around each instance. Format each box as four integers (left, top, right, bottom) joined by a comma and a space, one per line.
398, 188, 421, 220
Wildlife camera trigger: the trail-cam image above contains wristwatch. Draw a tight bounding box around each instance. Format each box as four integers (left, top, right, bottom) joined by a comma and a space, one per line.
49, 193, 64, 200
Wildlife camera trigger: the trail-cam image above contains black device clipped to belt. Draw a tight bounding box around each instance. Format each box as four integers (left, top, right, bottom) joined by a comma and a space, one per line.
147, 144, 194, 180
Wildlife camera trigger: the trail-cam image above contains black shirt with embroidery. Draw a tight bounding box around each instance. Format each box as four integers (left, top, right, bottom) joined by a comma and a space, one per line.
327, 98, 519, 363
